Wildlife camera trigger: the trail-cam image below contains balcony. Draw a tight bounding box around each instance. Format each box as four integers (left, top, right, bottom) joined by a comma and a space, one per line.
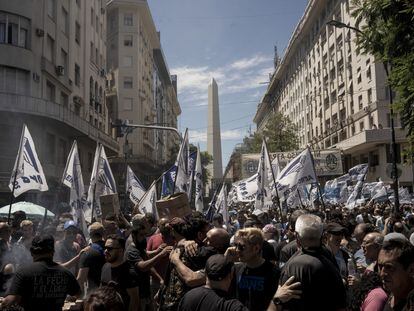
0, 92, 119, 152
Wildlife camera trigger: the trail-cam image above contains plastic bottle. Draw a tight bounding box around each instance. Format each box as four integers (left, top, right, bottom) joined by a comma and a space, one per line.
347, 258, 356, 276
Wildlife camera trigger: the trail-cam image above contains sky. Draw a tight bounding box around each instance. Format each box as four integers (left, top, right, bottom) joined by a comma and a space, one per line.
148, 0, 308, 172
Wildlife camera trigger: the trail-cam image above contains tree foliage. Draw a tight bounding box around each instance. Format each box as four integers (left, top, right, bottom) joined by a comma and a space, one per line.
352, 0, 414, 145
244, 112, 299, 153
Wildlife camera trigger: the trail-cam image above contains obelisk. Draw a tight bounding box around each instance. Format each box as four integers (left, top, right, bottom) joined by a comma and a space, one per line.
207, 78, 223, 195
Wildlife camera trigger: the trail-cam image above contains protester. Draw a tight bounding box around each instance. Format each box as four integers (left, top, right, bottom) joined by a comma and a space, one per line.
84, 285, 125, 311
101, 234, 140, 311
227, 227, 280, 311
279, 214, 347, 311
378, 239, 414, 310
2, 234, 81, 311
12, 220, 34, 268
77, 222, 106, 295
325, 222, 349, 279
54, 220, 82, 274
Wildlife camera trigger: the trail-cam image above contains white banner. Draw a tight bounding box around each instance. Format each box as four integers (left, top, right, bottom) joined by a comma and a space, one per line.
126, 165, 146, 205
276, 148, 317, 199
194, 147, 204, 212
137, 182, 158, 219
235, 173, 258, 202
254, 140, 274, 213
9, 125, 48, 197
216, 184, 228, 224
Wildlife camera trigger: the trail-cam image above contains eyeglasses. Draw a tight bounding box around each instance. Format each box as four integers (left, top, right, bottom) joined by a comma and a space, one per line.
104, 246, 121, 252
234, 243, 246, 252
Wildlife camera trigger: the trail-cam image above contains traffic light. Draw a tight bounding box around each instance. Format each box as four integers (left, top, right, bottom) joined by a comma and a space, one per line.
112, 119, 124, 138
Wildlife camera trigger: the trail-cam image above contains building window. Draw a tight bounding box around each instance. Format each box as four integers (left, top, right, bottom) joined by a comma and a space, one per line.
366, 66, 371, 80
0, 12, 30, 49
75, 63, 80, 86
60, 92, 68, 108
367, 88, 372, 104
60, 49, 67, 74
359, 121, 364, 132
123, 76, 132, 88
90, 42, 94, 62
123, 97, 133, 110
358, 95, 363, 110
75, 0, 81, 8
46, 35, 54, 63
124, 35, 132, 46
124, 13, 133, 26
46, 80, 55, 102
123, 56, 132, 67
45, 133, 56, 164
61, 7, 69, 34
91, 8, 94, 27
75, 22, 80, 44
47, 0, 56, 20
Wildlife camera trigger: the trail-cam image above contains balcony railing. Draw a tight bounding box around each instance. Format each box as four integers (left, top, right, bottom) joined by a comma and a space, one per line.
0, 92, 119, 152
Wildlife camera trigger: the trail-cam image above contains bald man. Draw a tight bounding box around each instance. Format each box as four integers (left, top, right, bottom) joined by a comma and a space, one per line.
362, 232, 384, 272
169, 228, 230, 288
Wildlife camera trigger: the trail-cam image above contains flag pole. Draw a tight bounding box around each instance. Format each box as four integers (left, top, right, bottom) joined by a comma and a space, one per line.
7, 170, 18, 225
307, 146, 326, 211
264, 138, 283, 223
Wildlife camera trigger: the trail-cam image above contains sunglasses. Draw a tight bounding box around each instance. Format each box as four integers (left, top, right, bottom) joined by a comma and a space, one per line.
234, 243, 246, 251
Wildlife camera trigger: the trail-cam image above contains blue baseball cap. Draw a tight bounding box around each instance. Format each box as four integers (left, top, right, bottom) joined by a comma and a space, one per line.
63, 220, 77, 230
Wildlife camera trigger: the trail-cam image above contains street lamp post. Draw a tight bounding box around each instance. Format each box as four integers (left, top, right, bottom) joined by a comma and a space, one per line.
113, 120, 183, 213
327, 20, 400, 215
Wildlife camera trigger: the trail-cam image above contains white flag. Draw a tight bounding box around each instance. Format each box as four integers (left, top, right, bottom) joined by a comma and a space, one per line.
86, 144, 117, 221
9, 125, 48, 197
235, 174, 258, 202
254, 140, 274, 213
174, 129, 189, 194
216, 184, 228, 224
62, 141, 88, 238
126, 166, 146, 205
271, 155, 281, 179
276, 148, 317, 200
194, 146, 204, 212
137, 182, 158, 219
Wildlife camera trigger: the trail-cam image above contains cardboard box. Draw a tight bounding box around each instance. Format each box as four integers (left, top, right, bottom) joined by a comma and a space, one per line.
156, 192, 192, 219
100, 193, 120, 219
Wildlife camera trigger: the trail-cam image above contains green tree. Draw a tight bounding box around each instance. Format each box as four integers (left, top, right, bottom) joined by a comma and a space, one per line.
352, 0, 414, 148
243, 112, 299, 153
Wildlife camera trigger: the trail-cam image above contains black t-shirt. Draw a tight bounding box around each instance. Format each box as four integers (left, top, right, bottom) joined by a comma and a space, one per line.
101, 262, 138, 310
262, 240, 277, 262
279, 247, 347, 311
233, 260, 280, 311
179, 286, 249, 311
125, 241, 151, 298
7, 259, 80, 311
79, 240, 105, 292
279, 240, 298, 266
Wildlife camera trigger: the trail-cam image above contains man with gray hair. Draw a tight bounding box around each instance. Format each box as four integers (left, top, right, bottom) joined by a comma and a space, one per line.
278, 214, 346, 311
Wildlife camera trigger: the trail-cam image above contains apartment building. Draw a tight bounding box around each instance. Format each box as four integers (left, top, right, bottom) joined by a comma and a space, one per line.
254, 0, 413, 186
0, 0, 118, 208
106, 0, 180, 186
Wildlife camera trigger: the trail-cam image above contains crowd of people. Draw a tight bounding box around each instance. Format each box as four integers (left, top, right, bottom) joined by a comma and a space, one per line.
0, 200, 413, 311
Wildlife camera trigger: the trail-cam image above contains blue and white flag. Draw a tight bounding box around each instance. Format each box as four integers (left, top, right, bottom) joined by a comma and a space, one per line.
235, 174, 258, 202
174, 129, 189, 194
194, 147, 204, 212
348, 164, 369, 181
161, 165, 176, 198
137, 182, 158, 219
324, 174, 350, 204
346, 164, 368, 208
187, 151, 197, 199
254, 140, 274, 213
276, 148, 317, 199
62, 141, 88, 238
216, 184, 229, 224
126, 165, 146, 205
369, 181, 388, 203
86, 144, 117, 221
9, 125, 48, 197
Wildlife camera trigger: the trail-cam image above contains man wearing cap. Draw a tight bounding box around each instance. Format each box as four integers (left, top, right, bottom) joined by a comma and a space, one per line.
2, 234, 81, 311
77, 222, 106, 295
325, 222, 349, 279
178, 254, 248, 311
54, 220, 81, 275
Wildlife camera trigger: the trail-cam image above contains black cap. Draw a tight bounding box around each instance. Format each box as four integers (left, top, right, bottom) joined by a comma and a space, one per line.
30, 234, 55, 254
325, 222, 346, 234
205, 254, 234, 281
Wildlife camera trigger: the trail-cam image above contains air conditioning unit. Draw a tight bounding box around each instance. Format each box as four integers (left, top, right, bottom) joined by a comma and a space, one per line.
73, 95, 81, 104
36, 28, 45, 37
56, 66, 65, 76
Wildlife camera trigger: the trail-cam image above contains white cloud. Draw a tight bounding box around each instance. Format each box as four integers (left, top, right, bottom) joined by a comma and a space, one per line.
189, 129, 245, 143
229, 54, 272, 70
